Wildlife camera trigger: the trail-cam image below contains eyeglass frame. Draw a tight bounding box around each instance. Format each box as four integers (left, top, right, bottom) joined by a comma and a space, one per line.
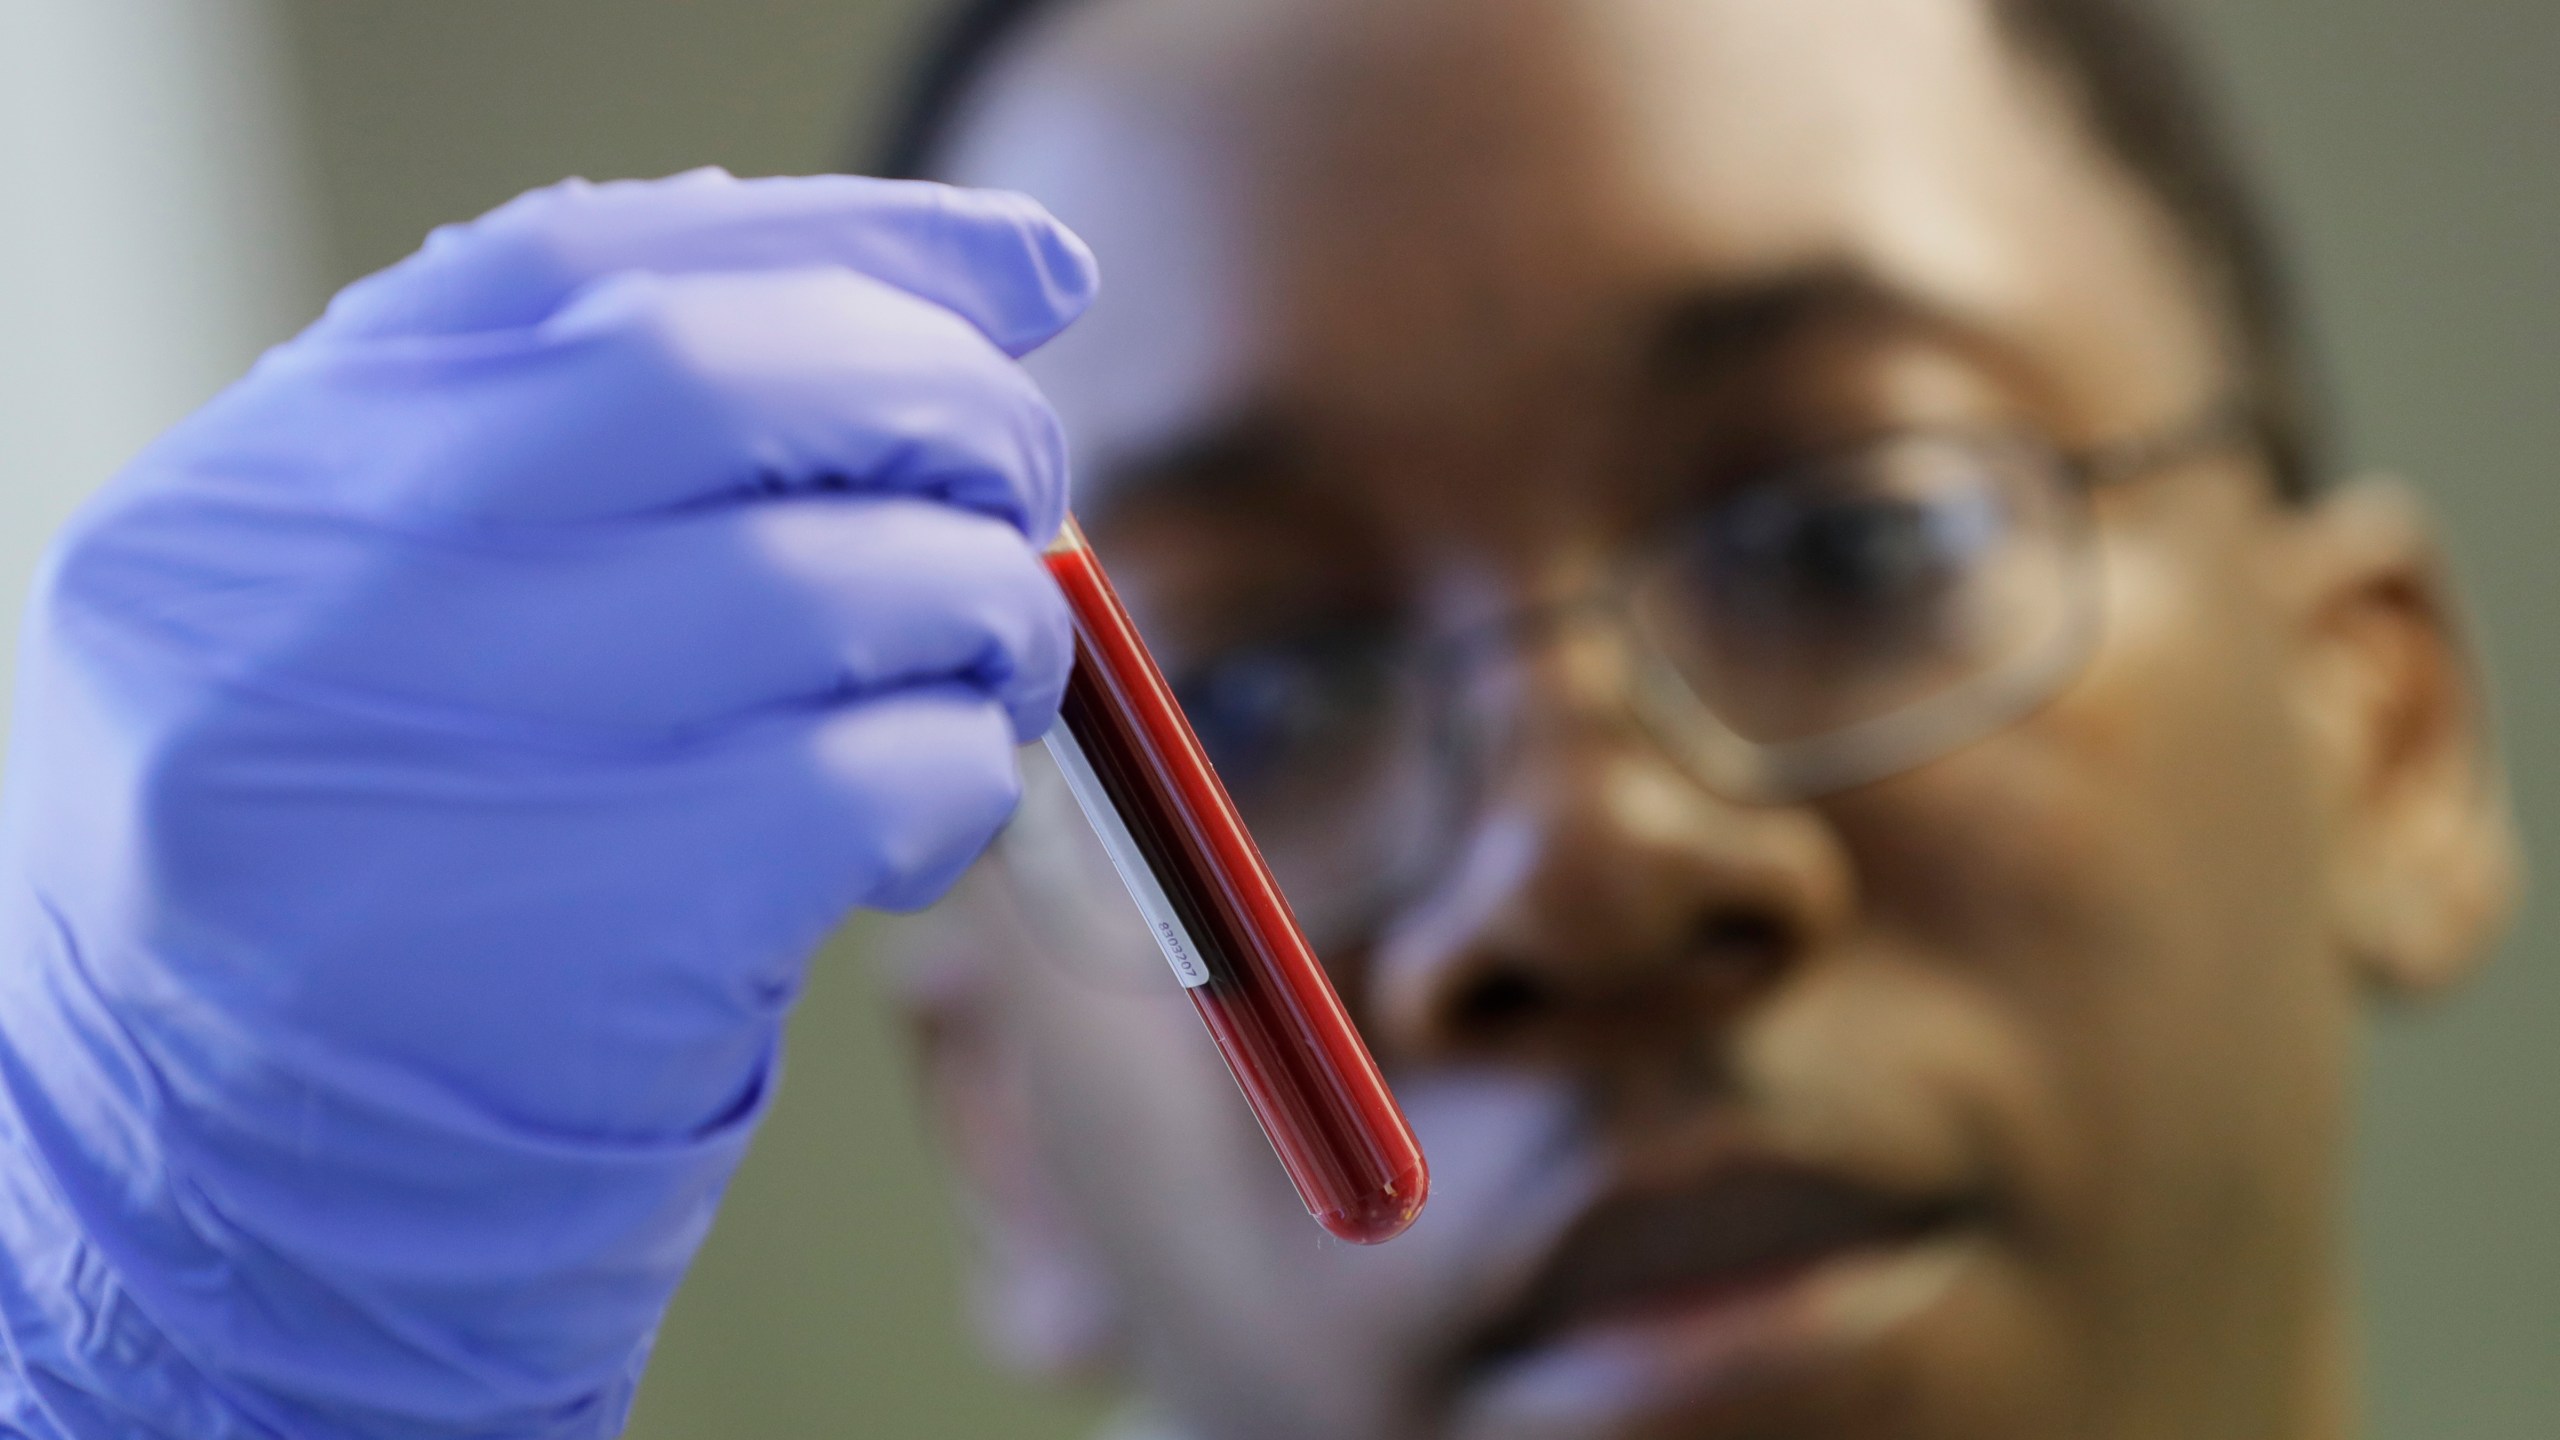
1017, 397, 2264, 950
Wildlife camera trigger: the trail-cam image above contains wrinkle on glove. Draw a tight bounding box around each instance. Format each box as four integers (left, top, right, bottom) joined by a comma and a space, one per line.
0, 169, 1096, 1438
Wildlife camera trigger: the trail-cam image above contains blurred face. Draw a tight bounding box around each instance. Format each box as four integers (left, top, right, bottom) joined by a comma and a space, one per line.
904, 2, 2510, 1438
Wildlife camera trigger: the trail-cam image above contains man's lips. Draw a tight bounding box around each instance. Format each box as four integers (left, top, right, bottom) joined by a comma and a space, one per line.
1451, 1157, 1982, 1417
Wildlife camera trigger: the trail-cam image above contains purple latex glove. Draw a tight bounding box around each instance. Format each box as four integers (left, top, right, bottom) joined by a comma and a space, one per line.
0, 169, 1094, 1438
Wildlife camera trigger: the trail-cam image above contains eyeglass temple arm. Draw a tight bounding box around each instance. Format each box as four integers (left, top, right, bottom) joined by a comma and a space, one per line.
2072, 394, 2261, 491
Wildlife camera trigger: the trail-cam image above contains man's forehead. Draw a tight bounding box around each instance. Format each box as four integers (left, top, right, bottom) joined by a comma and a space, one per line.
937, 0, 2218, 489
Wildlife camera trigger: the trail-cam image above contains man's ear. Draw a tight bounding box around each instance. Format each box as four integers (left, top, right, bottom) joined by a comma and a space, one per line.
2279, 476, 2521, 997
887, 879, 1128, 1380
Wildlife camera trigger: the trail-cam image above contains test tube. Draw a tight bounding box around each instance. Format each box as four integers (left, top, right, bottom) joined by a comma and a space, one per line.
1040, 517, 1429, 1244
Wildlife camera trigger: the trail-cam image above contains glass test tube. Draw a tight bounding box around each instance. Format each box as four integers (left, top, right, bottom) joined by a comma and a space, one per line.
1040, 517, 1429, 1244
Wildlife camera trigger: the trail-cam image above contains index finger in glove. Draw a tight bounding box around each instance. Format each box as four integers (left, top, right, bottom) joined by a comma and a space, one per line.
309, 169, 1098, 360
202, 264, 1070, 537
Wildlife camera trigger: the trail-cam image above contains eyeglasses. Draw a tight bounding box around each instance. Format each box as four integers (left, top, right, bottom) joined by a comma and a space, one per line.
1032, 402, 2252, 951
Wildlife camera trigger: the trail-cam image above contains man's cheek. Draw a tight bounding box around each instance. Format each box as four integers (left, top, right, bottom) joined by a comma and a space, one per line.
2075, 527, 2352, 1296
2052, 518, 2339, 1106
1012, 968, 1261, 1245
1737, 948, 2081, 1231
1801, 549, 2250, 1191
1871, 515, 2341, 1306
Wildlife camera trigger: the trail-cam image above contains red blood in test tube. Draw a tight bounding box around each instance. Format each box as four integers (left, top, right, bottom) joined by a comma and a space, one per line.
1040, 517, 1428, 1244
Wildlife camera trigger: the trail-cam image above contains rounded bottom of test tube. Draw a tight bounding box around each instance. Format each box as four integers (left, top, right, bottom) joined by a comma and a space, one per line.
1312, 1156, 1432, 1245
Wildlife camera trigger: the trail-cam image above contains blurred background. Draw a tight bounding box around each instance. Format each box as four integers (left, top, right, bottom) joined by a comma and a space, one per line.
0, 0, 2549, 1434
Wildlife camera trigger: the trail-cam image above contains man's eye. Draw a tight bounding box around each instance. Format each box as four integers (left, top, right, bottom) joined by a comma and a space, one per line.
1691, 462, 2006, 625
1722, 496, 1952, 607
1172, 637, 1397, 792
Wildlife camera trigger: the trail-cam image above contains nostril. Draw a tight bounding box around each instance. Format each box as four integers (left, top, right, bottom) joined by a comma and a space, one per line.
1688, 909, 1794, 998
1696, 909, 1790, 954
1448, 968, 1556, 1035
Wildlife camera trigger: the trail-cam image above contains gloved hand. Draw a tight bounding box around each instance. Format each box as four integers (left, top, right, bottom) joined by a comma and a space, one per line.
0, 169, 1095, 1439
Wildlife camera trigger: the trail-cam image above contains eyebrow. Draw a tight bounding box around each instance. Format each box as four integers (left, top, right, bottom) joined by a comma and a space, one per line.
1085, 265, 2011, 517
1640, 263, 2005, 388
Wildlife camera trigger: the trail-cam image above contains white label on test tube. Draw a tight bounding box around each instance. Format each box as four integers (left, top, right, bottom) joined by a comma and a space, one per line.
1043, 721, 1214, 989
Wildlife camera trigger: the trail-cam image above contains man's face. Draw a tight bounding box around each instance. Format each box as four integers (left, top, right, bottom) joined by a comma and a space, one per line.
905, 2, 2506, 1437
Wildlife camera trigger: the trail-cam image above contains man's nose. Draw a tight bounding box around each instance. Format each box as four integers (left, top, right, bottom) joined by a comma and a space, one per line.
1365, 641, 1855, 1068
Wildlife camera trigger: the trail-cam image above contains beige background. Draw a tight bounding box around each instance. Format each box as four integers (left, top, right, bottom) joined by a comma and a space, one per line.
192, 1, 2560, 1434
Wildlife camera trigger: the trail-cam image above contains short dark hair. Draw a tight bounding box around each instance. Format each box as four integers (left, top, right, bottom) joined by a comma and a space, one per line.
870, 0, 2329, 499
